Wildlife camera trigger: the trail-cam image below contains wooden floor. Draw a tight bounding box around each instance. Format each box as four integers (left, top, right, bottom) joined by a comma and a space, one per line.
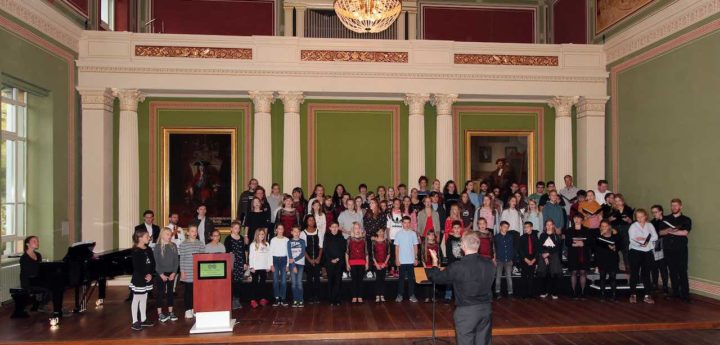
1, 286, 719, 345
202, 330, 720, 345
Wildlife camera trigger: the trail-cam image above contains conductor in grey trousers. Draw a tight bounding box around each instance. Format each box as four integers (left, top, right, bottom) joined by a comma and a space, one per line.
427, 231, 496, 345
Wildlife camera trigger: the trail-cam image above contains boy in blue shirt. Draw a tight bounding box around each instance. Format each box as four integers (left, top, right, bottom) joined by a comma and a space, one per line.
395, 216, 419, 302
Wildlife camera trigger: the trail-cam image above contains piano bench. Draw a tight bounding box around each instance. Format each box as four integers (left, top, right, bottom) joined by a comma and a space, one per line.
9, 288, 44, 318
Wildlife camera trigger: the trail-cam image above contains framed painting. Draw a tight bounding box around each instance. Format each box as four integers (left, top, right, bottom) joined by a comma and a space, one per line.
465, 131, 535, 189
595, 0, 655, 34
162, 128, 237, 232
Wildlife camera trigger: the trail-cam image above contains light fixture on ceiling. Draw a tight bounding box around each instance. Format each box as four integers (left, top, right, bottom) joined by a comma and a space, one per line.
333, 0, 402, 34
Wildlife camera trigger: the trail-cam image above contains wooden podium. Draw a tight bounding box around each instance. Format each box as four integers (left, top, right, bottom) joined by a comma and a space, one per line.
190, 253, 235, 334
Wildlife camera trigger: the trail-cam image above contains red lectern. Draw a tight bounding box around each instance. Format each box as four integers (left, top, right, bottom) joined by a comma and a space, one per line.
190, 253, 235, 334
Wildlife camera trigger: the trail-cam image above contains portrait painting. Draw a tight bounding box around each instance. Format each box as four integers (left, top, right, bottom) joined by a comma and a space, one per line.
466, 131, 534, 190
162, 128, 237, 230
595, 0, 655, 34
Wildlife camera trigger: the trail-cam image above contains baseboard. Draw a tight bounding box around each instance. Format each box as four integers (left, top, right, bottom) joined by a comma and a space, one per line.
690, 277, 720, 300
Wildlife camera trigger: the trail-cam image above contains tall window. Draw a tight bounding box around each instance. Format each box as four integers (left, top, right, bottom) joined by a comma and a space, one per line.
1, 87, 27, 256
100, 0, 115, 31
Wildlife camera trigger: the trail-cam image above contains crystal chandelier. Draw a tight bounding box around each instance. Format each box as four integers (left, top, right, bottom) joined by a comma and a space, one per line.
333, 0, 403, 34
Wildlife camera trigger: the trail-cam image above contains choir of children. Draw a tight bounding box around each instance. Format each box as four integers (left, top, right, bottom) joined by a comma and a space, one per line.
128, 177, 692, 331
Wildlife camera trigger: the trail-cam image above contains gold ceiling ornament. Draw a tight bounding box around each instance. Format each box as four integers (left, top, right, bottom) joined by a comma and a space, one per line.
333, 0, 402, 34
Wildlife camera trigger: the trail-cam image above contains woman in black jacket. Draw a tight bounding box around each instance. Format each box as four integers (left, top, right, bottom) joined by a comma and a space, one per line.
323, 221, 347, 306
595, 220, 620, 300
566, 214, 592, 299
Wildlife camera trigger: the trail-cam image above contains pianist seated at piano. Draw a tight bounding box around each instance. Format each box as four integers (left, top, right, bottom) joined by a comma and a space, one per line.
19, 236, 51, 311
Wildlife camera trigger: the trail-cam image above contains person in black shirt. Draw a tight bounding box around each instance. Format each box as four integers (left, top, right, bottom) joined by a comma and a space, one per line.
237, 178, 258, 223
323, 221, 347, 306
19, 236, 42, 290
301, 215, 323, 304
650, 205, 670, 295
19, 236, 53, 312
517, 222, 539, 299
661, 199, 692, 302
595, 220, 619, 300
609, 194, 633, 270
566, 214, 592, 299
129, 228, 156, 330
427, 232, 495, 345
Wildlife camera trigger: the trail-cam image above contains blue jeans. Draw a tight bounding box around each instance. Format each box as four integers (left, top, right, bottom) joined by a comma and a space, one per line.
290, 264, 304, 303
273, 256, 287, 300
397, 264, 416, 298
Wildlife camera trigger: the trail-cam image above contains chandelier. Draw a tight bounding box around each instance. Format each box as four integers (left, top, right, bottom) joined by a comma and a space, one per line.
333, 0, 403, 34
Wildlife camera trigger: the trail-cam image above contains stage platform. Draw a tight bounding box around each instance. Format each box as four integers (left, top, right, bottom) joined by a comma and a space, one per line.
1, 286, 719, 345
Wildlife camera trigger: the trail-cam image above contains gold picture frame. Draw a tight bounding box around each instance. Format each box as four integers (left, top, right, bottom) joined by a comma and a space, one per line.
161, 127, 237, 234
465, 130, 535, 189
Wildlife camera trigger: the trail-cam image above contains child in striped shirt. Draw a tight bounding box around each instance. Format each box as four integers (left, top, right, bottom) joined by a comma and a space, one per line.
179, 225, 205, 319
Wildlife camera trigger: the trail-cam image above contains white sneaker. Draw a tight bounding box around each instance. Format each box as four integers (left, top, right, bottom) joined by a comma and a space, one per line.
551, 295, 559, 300
540, 294, 548, 299
184, 309, 194, 319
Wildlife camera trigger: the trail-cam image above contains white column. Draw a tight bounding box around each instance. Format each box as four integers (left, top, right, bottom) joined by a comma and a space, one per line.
432, 94, 458, 184
548, 96, 578, 185
249, 91, 275, 187
396, 10, 407, 40
405, 93, 430, 186
407, 6, 418, 39
576, 97, 609, 190
113, 89, 144, 249
295, 5, 306, 38
283, 4, 294, 36
278, 91, 304, 193
79, 88, 114, 252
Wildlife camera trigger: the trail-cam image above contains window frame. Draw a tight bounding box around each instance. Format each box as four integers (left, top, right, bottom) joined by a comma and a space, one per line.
1, 87, 28, 257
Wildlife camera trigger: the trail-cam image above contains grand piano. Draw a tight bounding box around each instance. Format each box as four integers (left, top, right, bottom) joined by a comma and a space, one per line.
10, 242, 133, 320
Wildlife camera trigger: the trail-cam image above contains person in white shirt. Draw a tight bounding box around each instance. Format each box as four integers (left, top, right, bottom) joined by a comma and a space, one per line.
166, 213, 185, 247
270, 225, 290, 306
628, 209, 658, 304
594, 179, 612, 205
310, 200, 327, 234
559, 175, 581, 215
500, 196, 523, 234
247, 228, 272, 308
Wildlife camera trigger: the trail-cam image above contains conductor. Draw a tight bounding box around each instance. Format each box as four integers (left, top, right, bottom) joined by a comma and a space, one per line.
427, 231, 496, 345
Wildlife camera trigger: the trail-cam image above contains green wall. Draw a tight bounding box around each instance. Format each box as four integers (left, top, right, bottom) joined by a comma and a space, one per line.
0, 12, 75, 260
299, 100, 409, 193
612, 29, 720, 286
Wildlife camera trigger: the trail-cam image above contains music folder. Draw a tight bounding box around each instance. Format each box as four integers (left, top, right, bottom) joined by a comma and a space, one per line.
415, 267, 430, 284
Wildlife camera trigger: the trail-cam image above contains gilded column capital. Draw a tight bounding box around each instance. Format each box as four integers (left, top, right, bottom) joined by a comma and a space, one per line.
547, 96, 579, 117
404, 93, 430, 115
112, 88, 145, 112
249, 91, 276, 113
431, 94, 458, 115
278, 91, 305, 113
78, 88, 114, 112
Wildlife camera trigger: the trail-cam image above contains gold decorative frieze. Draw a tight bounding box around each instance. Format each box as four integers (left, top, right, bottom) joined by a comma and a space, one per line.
454, 54, 559, 66
134, 45, 252, 59
301, 50, 408, 63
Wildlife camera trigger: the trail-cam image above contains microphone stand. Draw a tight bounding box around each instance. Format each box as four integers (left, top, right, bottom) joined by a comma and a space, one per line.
413, 279, 451, 345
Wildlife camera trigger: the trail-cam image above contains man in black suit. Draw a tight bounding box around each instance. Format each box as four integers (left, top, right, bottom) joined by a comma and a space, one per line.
427, 232, 495, 345
190, 204, 215, 244
135, 210, 161, 246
